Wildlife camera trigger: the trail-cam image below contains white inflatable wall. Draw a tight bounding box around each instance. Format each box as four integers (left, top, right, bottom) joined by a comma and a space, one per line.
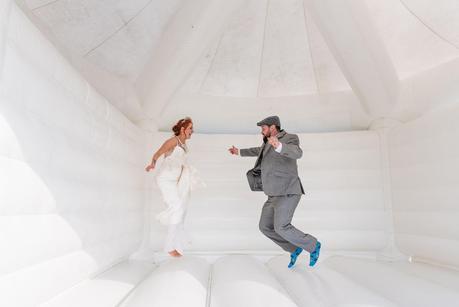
389, 107, 459, 268
149, 131, 391, 253
0, 3, 148, 306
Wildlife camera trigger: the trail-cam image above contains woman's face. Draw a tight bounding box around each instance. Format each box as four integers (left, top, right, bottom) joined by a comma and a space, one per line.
182, 122, 193, 139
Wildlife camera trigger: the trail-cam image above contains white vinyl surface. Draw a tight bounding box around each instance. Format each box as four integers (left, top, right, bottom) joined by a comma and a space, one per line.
1, 1, 459, 306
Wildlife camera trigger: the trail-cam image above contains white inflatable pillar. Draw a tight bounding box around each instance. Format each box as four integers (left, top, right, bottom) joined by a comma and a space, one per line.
304, 0, 400, 117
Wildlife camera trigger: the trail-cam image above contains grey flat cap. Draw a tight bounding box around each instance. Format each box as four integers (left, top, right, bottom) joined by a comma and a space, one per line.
257, 115, 281, 127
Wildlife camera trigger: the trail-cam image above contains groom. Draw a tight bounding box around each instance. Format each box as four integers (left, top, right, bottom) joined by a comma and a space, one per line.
228, 116, 321, 267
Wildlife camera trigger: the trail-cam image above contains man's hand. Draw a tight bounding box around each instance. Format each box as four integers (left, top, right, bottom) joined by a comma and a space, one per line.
145, 164, 155, 172
268, 136, 280, 149
228, 145, 239, 155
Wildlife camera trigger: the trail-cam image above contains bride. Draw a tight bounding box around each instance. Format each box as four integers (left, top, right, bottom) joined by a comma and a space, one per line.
145, 117, 200, 257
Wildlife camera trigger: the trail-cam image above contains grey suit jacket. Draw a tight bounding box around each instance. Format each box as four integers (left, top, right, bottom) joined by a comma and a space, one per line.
240, 130, 305, 196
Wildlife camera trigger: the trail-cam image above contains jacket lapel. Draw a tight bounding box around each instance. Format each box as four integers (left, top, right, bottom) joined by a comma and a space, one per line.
254, 141, 267, 167
277, 130, 287, 139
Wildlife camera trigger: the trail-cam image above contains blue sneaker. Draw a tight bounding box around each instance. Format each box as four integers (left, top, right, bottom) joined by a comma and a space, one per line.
309, 242, 321, 267
288, 247, 303, 268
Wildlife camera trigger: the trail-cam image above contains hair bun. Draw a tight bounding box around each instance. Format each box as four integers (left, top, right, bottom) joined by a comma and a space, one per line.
172, 117, 192, 136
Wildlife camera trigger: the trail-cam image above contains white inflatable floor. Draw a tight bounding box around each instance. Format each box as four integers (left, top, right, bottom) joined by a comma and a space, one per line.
36, 253, 459, 307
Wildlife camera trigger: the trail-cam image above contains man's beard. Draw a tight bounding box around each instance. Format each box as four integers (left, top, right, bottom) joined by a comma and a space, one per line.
262, 131, 270, 143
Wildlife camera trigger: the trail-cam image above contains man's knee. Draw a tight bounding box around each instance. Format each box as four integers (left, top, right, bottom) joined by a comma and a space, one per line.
259, 220, 273, 235
274, 223, 291, 237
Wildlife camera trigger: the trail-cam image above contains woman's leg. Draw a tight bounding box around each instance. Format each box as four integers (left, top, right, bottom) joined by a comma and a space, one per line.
164, 223, 183, 257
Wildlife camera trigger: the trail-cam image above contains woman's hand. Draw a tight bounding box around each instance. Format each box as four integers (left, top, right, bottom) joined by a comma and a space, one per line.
145, 163, 155, 172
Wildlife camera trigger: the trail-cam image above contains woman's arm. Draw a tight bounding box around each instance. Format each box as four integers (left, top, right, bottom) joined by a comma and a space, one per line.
145, 138, 177, 171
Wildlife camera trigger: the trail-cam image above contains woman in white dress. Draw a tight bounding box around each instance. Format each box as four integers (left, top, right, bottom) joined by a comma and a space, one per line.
145, 117, 198, 257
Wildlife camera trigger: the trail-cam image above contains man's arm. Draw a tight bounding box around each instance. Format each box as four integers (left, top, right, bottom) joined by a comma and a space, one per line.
240, 147, 262, 157
276, 134, 303, 159
228, 145, 261, 157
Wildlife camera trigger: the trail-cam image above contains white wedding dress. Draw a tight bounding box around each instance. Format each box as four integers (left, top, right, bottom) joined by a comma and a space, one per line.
155, 137, 202, 254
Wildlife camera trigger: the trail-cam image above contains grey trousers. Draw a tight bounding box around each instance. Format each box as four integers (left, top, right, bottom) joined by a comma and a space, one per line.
259, 194, 317, 254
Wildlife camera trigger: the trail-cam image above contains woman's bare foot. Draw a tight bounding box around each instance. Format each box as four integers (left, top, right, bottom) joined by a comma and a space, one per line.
168, 250, 182, 257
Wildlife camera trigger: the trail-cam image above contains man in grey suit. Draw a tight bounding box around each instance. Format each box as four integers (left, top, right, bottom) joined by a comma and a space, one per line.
228, 116, 321, 268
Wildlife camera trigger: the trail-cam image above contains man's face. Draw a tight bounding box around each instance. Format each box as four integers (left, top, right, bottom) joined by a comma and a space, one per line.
260, 125, 275, 137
